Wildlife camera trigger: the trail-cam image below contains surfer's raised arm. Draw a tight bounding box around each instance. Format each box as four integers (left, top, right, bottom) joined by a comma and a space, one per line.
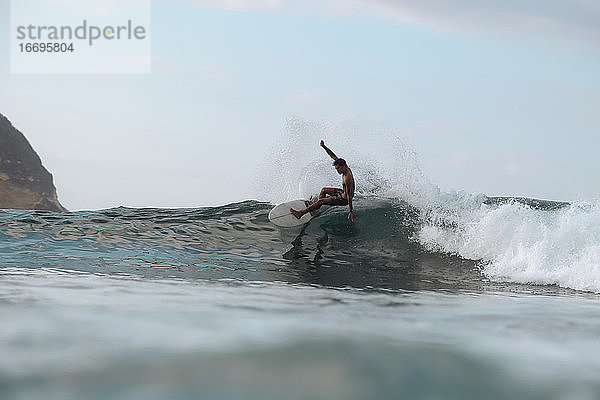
320, 140, 339, 161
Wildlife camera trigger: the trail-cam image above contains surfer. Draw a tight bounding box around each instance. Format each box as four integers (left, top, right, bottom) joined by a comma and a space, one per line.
290, 140, 356, 222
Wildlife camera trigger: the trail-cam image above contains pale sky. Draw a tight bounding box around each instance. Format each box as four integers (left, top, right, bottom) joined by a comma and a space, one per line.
0, 0, 599, 210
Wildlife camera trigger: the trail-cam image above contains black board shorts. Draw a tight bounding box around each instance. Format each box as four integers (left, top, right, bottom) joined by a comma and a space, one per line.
329, 189, 348, 206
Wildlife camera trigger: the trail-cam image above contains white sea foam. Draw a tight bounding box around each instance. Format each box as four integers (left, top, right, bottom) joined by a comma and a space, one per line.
417, 198, 600, 293
380, 139, 600, 293
378, 138, 600, 293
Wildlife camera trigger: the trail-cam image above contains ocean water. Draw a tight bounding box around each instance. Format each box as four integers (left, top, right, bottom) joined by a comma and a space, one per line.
2, 196, 600, 400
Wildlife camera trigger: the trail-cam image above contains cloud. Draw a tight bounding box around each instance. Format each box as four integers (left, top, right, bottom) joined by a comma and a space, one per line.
190, 0, 283, 12
190, 0, 600, 47
366, 0, 600, 42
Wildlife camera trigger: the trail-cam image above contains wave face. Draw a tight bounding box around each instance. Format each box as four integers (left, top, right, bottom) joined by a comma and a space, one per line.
0, 201, 477, 292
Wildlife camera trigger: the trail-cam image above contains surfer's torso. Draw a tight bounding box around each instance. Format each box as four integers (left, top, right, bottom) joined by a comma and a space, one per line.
342, 168, 355, 200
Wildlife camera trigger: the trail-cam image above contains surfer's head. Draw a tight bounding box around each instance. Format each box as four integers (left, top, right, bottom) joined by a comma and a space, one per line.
333, 158, 347, 174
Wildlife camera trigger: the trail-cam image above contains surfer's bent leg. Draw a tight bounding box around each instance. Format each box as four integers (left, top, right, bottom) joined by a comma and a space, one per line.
291, 198, 330, 219
319, 188, 339, 199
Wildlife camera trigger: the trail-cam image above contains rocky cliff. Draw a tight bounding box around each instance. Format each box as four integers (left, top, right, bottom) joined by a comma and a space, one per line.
0, 113, 66, 212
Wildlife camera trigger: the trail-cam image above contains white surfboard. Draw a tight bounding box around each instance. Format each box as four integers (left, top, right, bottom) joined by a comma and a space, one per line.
268, 199, 313, 227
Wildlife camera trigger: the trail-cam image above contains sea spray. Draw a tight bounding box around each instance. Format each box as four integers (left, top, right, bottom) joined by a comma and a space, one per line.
255, 117, 414, 203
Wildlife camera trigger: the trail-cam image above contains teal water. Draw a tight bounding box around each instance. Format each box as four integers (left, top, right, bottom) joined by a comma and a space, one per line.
1, 199, 600, 399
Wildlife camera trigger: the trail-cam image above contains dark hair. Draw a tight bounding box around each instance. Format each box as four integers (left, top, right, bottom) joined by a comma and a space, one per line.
333, 158, 347, 167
